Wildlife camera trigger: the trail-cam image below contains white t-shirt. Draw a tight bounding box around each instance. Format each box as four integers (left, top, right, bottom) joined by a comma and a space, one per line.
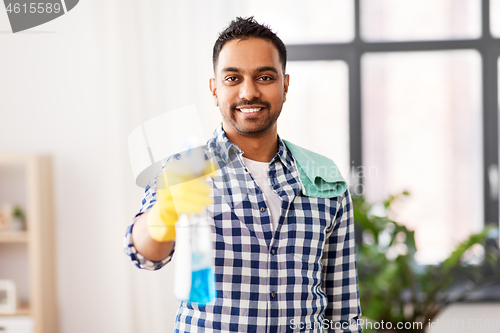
242, 157, 282, 230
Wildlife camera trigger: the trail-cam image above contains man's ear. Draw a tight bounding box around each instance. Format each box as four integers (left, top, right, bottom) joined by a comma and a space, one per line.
209, 78, 218, 107
283, 74, 290, 102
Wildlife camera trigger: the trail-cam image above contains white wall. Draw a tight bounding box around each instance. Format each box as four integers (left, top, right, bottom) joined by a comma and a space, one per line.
0, 1, 240, 332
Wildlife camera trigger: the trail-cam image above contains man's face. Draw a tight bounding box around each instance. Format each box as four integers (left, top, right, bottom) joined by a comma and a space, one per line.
210, 38, 289, 138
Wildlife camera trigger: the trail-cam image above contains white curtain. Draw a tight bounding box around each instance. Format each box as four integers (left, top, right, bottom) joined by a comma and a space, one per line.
0, 1, 243, 332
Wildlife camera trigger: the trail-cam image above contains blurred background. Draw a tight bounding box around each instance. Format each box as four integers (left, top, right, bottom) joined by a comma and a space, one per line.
0, 0, 499, 332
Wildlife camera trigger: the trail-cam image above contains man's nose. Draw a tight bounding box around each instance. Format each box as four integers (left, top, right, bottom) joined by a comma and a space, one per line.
239, 79, 260, 101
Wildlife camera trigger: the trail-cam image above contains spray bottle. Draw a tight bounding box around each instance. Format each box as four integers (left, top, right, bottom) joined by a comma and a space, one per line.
173, 145, 216, 304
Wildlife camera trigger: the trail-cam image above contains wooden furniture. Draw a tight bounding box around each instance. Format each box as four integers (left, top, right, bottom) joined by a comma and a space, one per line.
0, 155, 58, 333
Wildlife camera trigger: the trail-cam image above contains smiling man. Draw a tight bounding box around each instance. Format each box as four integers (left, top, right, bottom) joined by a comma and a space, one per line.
125, 17, 362, 332
210, 36, 288, 163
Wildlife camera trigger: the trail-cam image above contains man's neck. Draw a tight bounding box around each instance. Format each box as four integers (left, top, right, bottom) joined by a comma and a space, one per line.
223, 125, 279, 163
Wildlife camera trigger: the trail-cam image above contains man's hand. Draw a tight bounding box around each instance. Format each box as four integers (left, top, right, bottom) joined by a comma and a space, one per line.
146, 161, 213, 242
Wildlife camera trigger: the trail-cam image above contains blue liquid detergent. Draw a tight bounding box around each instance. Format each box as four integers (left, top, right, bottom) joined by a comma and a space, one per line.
189, 268, 216, 304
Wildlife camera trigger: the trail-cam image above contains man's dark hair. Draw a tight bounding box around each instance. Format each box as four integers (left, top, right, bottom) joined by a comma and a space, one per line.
212, 16, 287, 72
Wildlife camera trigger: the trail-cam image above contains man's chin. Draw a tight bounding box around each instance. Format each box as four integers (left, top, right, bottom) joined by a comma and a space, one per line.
235, 124, 274, 136
222, 115, 277, 137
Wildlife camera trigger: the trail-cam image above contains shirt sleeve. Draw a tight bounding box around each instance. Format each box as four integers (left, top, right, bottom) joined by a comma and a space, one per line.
322, 188, 363, 332
123, 174, 175, 271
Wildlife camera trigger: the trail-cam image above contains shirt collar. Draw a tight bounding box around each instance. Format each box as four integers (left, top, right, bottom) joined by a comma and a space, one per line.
212, 124, 242, 164
212, 124, 294, 172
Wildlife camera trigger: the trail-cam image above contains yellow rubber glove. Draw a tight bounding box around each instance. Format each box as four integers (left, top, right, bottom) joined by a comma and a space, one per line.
146, 160, 215, 242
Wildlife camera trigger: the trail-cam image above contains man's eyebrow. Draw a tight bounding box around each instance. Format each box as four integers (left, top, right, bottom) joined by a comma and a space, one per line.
256, 66, 278, 74
221, 67, 240, 73
220, 66, 279, 74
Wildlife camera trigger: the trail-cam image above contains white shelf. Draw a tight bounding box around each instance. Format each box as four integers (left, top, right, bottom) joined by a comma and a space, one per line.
0, 303, 31, 317
0, 155, 57, 333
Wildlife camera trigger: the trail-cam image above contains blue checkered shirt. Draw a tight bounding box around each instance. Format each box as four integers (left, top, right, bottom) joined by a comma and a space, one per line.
124, 126, 362, 332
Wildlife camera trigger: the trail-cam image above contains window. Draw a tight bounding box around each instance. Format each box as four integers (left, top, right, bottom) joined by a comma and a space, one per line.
362, 51, 483, 263
279, 61, 350, 177
237, 0, 354, 44
491, 0, 500, 37
287, 1, 499, 264
361, 0, 481, 41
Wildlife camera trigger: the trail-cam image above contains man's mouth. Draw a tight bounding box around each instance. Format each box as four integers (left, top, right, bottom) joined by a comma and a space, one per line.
237, 107, 263, 113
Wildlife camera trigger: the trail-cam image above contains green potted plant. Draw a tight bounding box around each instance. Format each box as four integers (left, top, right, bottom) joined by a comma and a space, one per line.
353, 193, 499, 332
10, 206, 26, 231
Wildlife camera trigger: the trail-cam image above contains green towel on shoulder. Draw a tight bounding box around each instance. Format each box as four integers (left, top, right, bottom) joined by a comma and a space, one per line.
283, 140, 347, 198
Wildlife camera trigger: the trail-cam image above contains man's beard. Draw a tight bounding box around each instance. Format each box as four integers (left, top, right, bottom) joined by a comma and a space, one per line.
222, 98, 282, 136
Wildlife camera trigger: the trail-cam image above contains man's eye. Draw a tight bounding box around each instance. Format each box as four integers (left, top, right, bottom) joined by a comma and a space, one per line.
225, 76, 238, 82
258, 76, 274, 82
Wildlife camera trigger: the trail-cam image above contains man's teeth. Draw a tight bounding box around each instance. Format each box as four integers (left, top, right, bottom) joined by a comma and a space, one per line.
238, 108, 262, 113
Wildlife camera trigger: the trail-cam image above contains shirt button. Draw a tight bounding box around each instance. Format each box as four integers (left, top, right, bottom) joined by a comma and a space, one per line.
260, 207, 266, 212
271, 292, 276, 298
271, 249, 275, 255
